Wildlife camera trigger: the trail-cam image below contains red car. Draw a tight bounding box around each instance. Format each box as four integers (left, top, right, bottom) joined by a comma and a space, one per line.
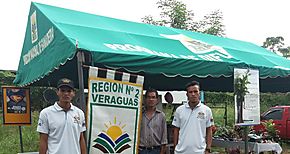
253, 106, 290, 140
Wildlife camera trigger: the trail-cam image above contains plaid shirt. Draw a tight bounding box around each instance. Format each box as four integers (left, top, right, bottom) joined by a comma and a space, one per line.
139, 109, 168, 147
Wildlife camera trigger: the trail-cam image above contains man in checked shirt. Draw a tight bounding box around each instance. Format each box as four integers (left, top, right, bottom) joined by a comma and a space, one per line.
139, 88, 168, 154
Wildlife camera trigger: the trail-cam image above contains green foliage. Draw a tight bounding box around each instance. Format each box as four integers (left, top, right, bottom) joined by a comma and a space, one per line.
261, 119, 280, 142
205, 92, 233, 105
142, 0, 225, 36
157, 0, 193, 29
210, 104, 234, 127
141, 15, 164, 26
215, 125, 243, 139
30, 86, 50, 111
0, 71, 15, 78
0, 70, 15, 86
142, 0, 194, 29
262, 36, 290, 58
207, 91, 290, 127
260, 92, 290, 112
262, 36, 285, 54
234, 70, 250, 97
191, 10, 225, 36
278, 47, 290, 58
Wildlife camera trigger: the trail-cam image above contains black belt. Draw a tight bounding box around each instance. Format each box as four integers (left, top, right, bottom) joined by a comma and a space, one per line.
139, 146, 161, 150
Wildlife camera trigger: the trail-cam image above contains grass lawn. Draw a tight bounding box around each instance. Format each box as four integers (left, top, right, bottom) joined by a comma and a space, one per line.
0, 111, 39, 154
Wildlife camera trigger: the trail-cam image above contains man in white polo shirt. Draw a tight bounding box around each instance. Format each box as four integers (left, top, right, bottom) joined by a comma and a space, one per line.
172, 81, 213, 154
37, 78, 86, 154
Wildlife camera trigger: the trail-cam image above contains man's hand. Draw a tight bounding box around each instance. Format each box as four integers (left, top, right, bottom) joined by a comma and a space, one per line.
205, 148, 211, 154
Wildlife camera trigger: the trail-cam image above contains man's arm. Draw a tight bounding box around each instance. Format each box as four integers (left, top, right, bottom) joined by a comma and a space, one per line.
205, 126, 212, 154
173, 127, 180, 150
39, 133, 48, 154
80, 132, 87, 154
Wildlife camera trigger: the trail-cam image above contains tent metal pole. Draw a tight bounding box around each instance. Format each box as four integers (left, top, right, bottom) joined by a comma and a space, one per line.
244, 126, 249, 154
77, 51, 86, 115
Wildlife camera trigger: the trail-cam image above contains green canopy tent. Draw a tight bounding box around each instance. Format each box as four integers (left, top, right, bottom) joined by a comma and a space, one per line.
14, 2, 290, 93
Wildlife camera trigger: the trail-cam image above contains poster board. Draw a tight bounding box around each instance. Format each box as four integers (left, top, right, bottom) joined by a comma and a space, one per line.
1, 86, 31, 125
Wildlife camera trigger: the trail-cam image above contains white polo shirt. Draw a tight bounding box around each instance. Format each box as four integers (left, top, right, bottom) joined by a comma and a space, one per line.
37, 102, 86, 154
172, 102, 214, 154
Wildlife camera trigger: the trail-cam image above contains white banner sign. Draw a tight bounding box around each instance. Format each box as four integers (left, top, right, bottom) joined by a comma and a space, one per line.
234, 68, 260, 126
87, 67, 144, 154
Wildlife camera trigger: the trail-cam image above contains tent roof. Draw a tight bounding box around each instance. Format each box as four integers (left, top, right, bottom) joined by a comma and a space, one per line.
14, 2, 290, 92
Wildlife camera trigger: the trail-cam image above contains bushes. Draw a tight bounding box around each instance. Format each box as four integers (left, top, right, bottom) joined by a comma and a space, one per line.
205, 91, 290, 127
206, 92, 290, 113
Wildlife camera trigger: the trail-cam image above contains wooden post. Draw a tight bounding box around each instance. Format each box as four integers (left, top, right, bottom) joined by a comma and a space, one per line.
19, 126, 24, 153
244, 126, 249, 154
224, 101, 228, 127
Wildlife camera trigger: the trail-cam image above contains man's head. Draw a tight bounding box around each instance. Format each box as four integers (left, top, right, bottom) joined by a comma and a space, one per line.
185, 81, 200, 104
144, 88, 158, 108
56, 78, 75, 103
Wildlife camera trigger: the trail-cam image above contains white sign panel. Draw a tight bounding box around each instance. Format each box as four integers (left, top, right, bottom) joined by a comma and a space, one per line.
87, 67, 143, 154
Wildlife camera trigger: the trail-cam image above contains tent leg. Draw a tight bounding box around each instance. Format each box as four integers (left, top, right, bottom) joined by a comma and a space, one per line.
77, 51, 86, 115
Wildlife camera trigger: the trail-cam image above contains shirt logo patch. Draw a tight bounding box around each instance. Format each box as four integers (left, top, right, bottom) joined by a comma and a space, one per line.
73, 115, 81, 124
38, 119, 43, 126
197, 112, 205, 119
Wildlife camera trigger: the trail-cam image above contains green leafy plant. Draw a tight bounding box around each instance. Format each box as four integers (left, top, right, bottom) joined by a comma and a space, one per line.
215, 125, 243, 140
261, 119, 280, 142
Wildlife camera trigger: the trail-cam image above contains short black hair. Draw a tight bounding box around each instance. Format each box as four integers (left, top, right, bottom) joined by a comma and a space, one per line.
145, 88, 158, 98
185, 81, 200, 91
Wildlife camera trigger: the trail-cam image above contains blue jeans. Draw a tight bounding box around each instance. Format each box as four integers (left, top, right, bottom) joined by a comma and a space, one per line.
139, 147, 161, 154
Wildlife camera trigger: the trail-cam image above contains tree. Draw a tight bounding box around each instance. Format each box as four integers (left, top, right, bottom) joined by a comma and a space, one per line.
0, 70, 16, 110
141, 15, 165, 26
191, 10, 225, 36
278, 47, 290, 58
262, 36, 285, 54
142, 0, 194, 29
262, 36, 290, 58
142, 0, 225, 36
0, 70, 16, 86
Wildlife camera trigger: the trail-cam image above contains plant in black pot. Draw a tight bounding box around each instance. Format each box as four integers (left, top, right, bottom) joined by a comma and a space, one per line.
234, 70, 250, 123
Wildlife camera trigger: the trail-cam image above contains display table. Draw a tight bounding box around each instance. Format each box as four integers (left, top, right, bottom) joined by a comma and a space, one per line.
212, 138, 282, 154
